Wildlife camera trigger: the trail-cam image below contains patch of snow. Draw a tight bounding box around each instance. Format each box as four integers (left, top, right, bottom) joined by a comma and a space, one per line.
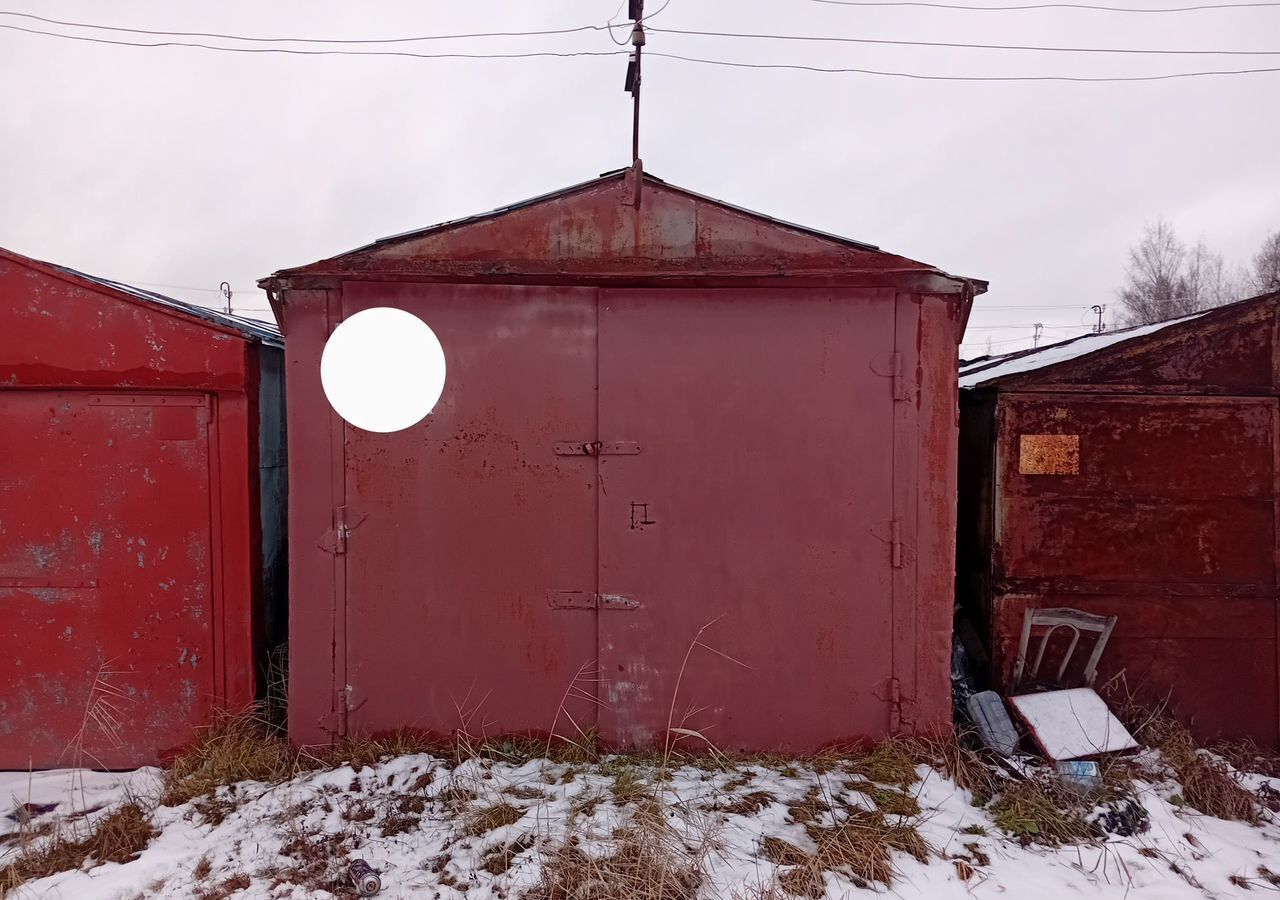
959, 311, 1208, 389
0, 751, 1275, 899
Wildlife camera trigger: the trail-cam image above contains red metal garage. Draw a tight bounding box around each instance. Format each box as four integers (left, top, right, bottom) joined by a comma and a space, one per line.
958, 291, 1280, 748
0, 248, 286, 768
263, 168, 983, 753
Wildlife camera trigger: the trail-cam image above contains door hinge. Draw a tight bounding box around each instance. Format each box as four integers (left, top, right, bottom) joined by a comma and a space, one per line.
870, 352, 911, 401
547, 590, 640, 610
888, 677, 903, 732
890, 518, 904, 568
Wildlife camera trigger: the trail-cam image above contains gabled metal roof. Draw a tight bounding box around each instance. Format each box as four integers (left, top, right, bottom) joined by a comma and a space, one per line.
353, 169, 884, 255
2, 248, 281, 346
960, 290, 1280, 389
264, 169, 986, 292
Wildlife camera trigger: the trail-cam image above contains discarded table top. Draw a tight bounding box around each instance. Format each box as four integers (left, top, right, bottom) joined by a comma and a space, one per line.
1008, 688, 1137, 761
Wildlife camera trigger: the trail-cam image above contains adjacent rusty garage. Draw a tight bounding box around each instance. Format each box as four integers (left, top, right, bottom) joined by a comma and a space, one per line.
263, 168, 983, 752
0, 248, 286, 768
958, 290, 1280, 748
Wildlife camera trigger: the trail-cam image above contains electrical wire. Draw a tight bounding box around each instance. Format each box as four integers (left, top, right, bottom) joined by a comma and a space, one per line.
0, 11, 611, 44
649, 50, 1280, 80
652, 26, 1280, 56
805, 0, 1280, 11
9, 20, 1280, 80
0, 24, 627, 60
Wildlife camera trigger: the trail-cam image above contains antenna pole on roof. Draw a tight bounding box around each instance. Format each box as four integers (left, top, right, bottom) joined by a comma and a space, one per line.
220, 281, 233, 315
1033, 322, 1043, 348
1091, 304, 1106, 333
624, 0, 645, 207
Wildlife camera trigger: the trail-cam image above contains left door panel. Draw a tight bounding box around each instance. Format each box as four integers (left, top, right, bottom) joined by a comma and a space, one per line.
0, 391, 215, 768
340, 283, 601, 742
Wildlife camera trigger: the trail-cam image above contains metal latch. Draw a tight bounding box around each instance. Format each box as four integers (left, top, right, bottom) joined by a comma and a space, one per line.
554, 441, 642, 456
547, 591, 640, 610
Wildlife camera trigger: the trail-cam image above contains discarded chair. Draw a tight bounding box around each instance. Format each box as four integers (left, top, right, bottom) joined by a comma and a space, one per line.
1011, 607, 1117, 693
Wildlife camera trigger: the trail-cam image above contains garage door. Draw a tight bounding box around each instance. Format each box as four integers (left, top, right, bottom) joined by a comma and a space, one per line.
0, 391, 216, 768
340, 284, 901, 751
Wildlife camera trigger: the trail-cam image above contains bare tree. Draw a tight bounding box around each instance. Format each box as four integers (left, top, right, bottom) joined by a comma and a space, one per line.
1117, 219, 1240, 325
1248, 230, 1280, 295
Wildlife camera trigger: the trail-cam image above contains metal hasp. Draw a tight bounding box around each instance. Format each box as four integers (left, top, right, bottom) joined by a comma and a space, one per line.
263, 169, 985, 753
0, 248, 286, 769
958, 289, 1280, 748
548, 591, 641, 610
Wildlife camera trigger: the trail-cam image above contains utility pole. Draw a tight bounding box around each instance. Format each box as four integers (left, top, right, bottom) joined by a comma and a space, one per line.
1033, 322, 1043, 348
220, 281, 233, 315
622, 1, 645, 207
1090, 304, 1106, 334
624, 0, 644, 165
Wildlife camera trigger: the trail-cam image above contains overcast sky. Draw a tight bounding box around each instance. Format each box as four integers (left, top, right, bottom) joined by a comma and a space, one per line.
2, 1, 1277, 356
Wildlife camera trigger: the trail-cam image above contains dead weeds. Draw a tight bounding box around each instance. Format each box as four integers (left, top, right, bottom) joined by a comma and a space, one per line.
528, 805, 704, 900
462, 802, 525, 836
0, 802, 156, 894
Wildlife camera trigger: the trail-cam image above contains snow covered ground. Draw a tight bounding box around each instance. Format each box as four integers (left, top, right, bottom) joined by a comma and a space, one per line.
2, 750, 1277, 899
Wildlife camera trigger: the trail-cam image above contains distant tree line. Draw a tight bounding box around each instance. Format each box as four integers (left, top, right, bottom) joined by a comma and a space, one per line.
1117, 221, 1280, 326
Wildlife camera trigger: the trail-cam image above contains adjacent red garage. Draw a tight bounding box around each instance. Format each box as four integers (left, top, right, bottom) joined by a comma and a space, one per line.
263, 169, 983, 752
0, 248, 286, 768
958, 291, 1280, 748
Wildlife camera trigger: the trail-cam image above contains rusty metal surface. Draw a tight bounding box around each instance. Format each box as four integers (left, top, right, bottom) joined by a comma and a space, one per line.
0, 251, 278, 767
276, 176, 972, 752
264, 171, 983, 291
960, 295, 1280, 747
595, 287, 897, 750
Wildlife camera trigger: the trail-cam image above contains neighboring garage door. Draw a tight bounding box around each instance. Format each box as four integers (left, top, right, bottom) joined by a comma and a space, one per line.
0, 391, 217, 768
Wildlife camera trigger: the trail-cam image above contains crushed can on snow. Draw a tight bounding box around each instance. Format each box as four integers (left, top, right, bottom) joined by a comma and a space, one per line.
349, 859, 381, 896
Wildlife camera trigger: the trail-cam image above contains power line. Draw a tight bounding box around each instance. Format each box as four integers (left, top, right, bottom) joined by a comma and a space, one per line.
9, 20, 1280, 80
652, 26, 1280, 55
0, 24, 627, 61
650, 50, 1280, 80
805, 0, 1280, 11
0, 11, 610, 44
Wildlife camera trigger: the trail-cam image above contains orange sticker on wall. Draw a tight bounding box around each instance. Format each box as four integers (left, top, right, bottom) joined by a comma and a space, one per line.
1019, 434, 1079, 475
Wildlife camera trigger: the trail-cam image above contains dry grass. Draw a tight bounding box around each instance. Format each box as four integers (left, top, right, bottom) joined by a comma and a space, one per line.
759, 809, 930, 894
610, 766, 654, 805
722, 790, 778, 816
760, 836, 809, 867
907, 732, 1001, 805
785, 786, 831, 825
462, 802, 525, 836
0, 803, 156, 893
481, 834, 536, 875
989, 779, 1092, 846
844, 740, 919, 789
846, 784, 921, 818
527, 804, 705, 900
162, 708, 298, 806
1133, 715, 1259, 823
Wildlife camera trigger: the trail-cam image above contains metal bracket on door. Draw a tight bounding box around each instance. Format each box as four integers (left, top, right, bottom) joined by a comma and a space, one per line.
547, 591, 640, 610
869, 352, 912, 402
553, 441, 642, 456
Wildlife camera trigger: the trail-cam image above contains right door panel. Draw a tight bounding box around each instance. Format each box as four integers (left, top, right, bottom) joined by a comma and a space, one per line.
597, 288, 897, 752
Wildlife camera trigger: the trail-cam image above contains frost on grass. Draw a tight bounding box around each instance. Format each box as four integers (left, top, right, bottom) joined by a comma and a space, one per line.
1, 729, 1278, 899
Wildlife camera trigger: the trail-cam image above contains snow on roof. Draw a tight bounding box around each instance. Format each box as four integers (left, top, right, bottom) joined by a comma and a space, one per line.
959, 310, 1208, 389
49, 262, 282, 346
